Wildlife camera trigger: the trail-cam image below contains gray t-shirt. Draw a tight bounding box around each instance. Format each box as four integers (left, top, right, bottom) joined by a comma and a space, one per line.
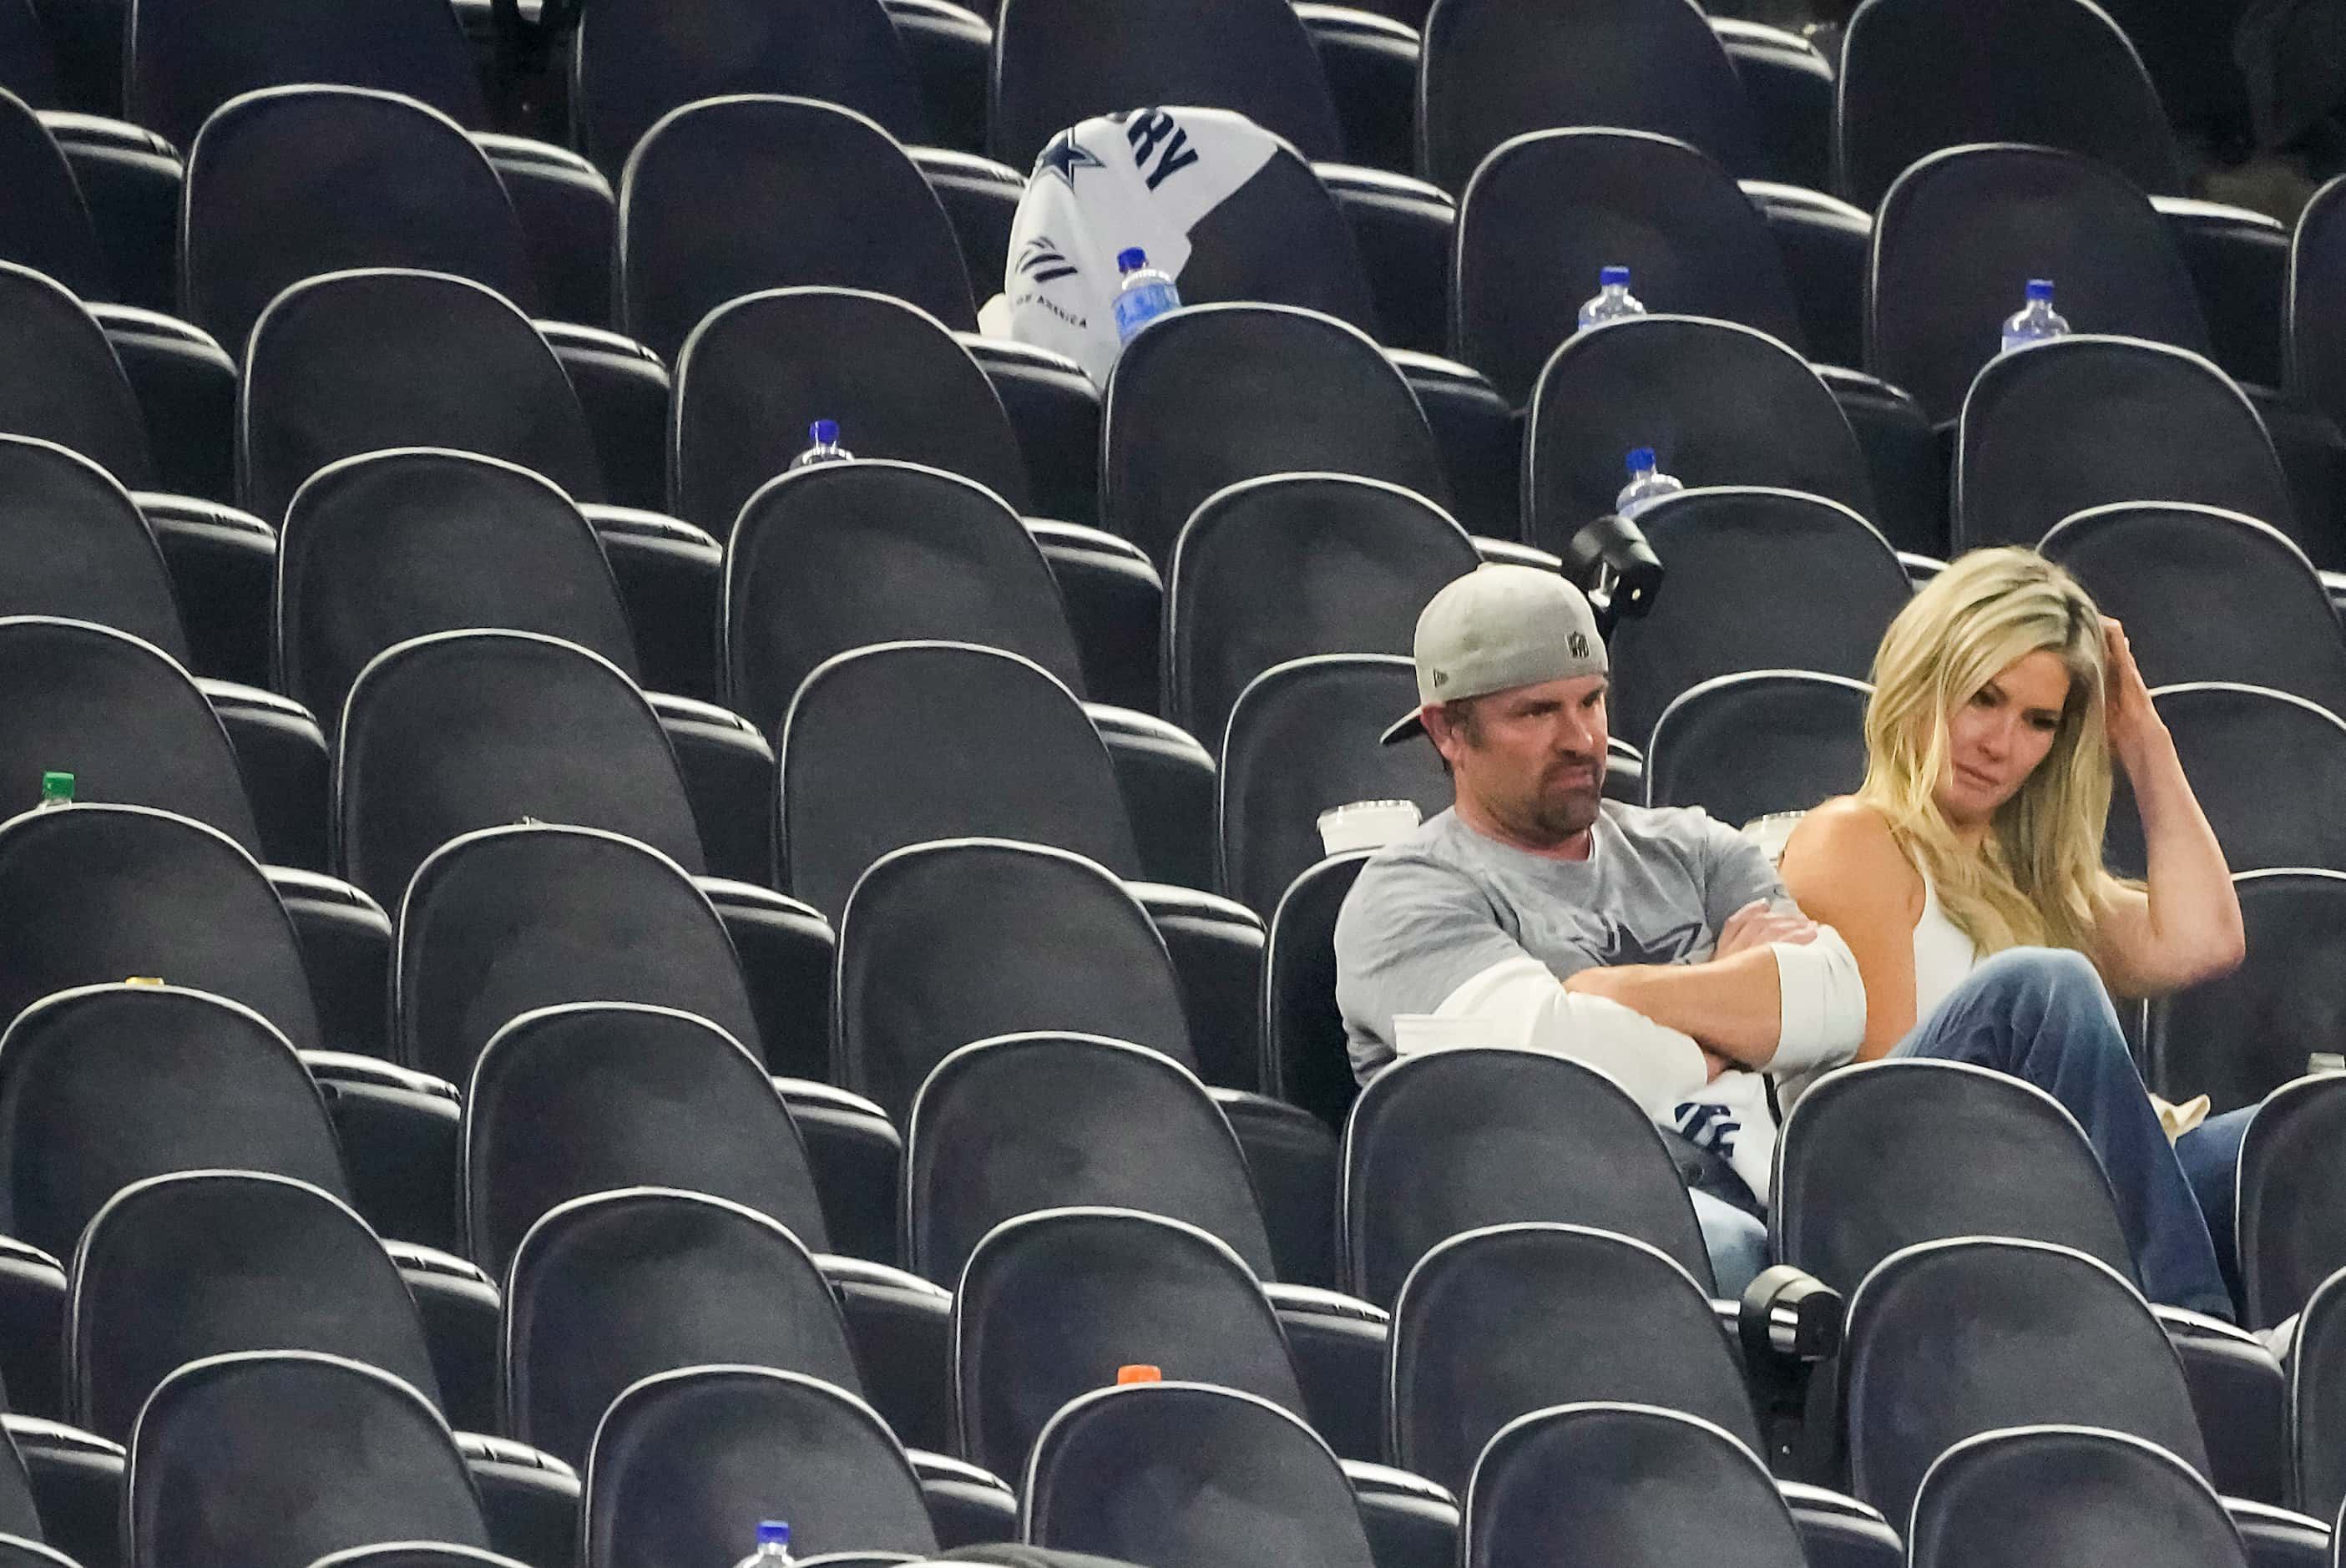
1334, 801, 1787, 1081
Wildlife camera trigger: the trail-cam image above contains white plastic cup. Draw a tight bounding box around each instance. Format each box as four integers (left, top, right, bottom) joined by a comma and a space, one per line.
1392, 1014, 1498, 1055
1741, 810, 1808, 866
1317, 798, 1423, 856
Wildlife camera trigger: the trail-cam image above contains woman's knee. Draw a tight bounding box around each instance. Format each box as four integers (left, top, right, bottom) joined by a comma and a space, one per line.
1961, 947, 2126, 1050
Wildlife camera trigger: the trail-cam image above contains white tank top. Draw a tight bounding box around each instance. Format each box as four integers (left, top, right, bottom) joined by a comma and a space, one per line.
1911, 871, 1983, 1022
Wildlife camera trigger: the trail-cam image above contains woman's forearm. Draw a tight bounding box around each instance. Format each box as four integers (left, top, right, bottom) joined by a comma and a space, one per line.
2119, 726, 2245, 976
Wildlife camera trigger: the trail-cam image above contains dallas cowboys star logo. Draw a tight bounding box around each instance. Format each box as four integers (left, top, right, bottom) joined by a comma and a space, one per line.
1035, 133, 1105, 187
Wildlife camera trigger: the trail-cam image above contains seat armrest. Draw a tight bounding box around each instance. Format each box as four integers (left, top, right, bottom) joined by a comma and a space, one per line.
0, 1247, 67, 1422
776, 1079, 892, 1124
822, 1255, 952, 1453
37, 114, 176, 158
1739, 1263, 1842, 1363
904, 1449, 1019, 1550
456, 1432, 583, 1568
1898, 551, 1947, 584
1024, 518, 1157, 570
2222, 1498, 2330, 1568
1469, 536, 1562, 571
1775, 1482, 1886, 1522
1263, 1282, 1387, 1322
392, 1244, 500, 1434
300, 1051, 459, 1101
1314, 162, 1451, 207
2320, 570, 2346, 615
454, 1433, 576, 1476
780, 1086, 903, 1268
6, 1414, 125, 1568
1340, 1460, 1454, 1506
207, 683, 330, 868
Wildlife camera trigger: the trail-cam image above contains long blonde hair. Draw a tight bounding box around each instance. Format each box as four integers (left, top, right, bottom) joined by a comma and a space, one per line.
1856, 549, 2112, 953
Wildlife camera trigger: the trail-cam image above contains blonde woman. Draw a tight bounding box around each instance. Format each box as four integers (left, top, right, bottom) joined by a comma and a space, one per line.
1781, 549, 2247, 1320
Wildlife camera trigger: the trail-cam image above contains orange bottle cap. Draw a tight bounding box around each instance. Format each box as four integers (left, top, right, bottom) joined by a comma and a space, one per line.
1115, 1364, 1162, 1384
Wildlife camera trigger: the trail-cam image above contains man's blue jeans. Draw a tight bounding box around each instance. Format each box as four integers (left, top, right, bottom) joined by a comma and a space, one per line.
1893, 946, 2237, 1320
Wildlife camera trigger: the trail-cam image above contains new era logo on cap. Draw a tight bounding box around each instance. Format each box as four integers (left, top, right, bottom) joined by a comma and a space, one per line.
1380, 564, 1609, 745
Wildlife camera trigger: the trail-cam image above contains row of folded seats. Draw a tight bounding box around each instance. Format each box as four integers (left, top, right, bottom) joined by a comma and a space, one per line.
1, 944, 2345, 1568
0, 0, 2303, 392
3, 27, 2346, 550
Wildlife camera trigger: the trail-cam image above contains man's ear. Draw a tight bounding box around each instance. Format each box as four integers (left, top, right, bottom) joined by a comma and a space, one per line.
1420, 702, 1459, 764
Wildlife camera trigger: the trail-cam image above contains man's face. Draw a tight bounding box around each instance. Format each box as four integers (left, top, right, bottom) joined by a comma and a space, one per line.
1427, 674, 1610, 848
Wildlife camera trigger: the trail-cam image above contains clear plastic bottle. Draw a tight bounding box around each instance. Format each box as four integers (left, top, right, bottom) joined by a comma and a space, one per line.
1999, 279, 2069, 355
1613, 448, 1685, 518
787, 420, 852, 469
730, 1520, 795, 1568
1111, 247, 1181, 344
1576, 266, 1646, 334
34, 771, 73, 811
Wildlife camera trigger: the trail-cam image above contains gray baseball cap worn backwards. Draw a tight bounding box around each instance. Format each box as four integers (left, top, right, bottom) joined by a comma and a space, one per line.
1381, 564, 1610, 744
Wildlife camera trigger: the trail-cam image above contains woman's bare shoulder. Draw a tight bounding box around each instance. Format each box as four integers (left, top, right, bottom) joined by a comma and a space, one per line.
1783, 798, 1924, 898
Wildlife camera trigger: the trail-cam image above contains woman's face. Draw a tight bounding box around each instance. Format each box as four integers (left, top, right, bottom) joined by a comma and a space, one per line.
1934, 647, 2073, 828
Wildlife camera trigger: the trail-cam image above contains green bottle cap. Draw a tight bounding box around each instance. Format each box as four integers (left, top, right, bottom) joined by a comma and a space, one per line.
39, 771, 73, 804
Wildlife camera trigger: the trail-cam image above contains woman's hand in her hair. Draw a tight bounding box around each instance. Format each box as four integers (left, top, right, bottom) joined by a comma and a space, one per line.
2101, 616, 2167, 766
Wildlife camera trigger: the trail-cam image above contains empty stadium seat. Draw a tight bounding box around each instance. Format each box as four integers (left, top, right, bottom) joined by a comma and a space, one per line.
1102, 304, 1454, 565
670, 287, 1029, 536
2287, 175, 2346, 443
2239, 1075, 2346, 1330
181, 87, 554, 355
583, 1368, 938, 1567
1907, 1425, 2248, 1568
1642, 670, 1873, 825
0, 87, 109, 301
0, 807, 430, 1228
1868, 145, 2209, 423
1453, 129, 1808, 407
906, 1032, 1287, 1282
1418, 0, 1767, 192
2106, 684, 2346, 877
1784, 1069, 2291, 1502
397, 823, 895, 1276
1265, 850, 1371, 1129
0, 260, 270, 678
498, 1185, 991, 1505
989, 0, 1343, 169
1464, 1404, 1810, 1568
2146, 872, 2346, 1115
953, 1206, 1394, 1469
2039, 504, 2346, 714
1024, 1382, 1377, 1568
1521, 317, 1876, 557
241, 268, 705, 671
778, 641, 1140, 913
1841, 1237, 2268, 1526
2288, 1266, 2346, 1518
720, 459, 1088, 735
574, 0, 934, 170
463, 1004, 831, 1274
336, 630, 713, 898
1601, 487, 1908, 752
129, 1352, 488, 1568
1834, 0, 2183, 210
67, 1169, 569, 1557
1216, 655, 1448, 917
1391, 1224, 1757, 1495
1164, 474, 1476, 751
1954, 337, 2307, 559
0, 615, 324, 869
1342, 1048, 1719, 1308
619, 96, 975, 360
0, 986, 347, 1262
279, 448, 771, 876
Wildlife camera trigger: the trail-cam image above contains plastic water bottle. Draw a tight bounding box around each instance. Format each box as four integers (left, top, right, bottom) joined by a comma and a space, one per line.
1112, 248, 1181, 344
2000, 279, 2069, 355
34, 771, 72, 811
730, 1521, 794, 1568
1614, 448, 1685, 518
787, 420, 852, 469
1576, 266, 1645, 335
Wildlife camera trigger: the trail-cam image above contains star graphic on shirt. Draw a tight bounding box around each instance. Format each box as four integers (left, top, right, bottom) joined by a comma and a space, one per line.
1035, 133, 1105, 187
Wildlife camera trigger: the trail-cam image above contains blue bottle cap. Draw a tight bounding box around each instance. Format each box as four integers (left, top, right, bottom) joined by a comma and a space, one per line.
1600, 265, 1630, 287
1626, 447, 1656, 473
2025, 279, 2054, 301
1117, 247, 1147, 273
757, 1523, 791, 1546
809, 419, 838, 446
